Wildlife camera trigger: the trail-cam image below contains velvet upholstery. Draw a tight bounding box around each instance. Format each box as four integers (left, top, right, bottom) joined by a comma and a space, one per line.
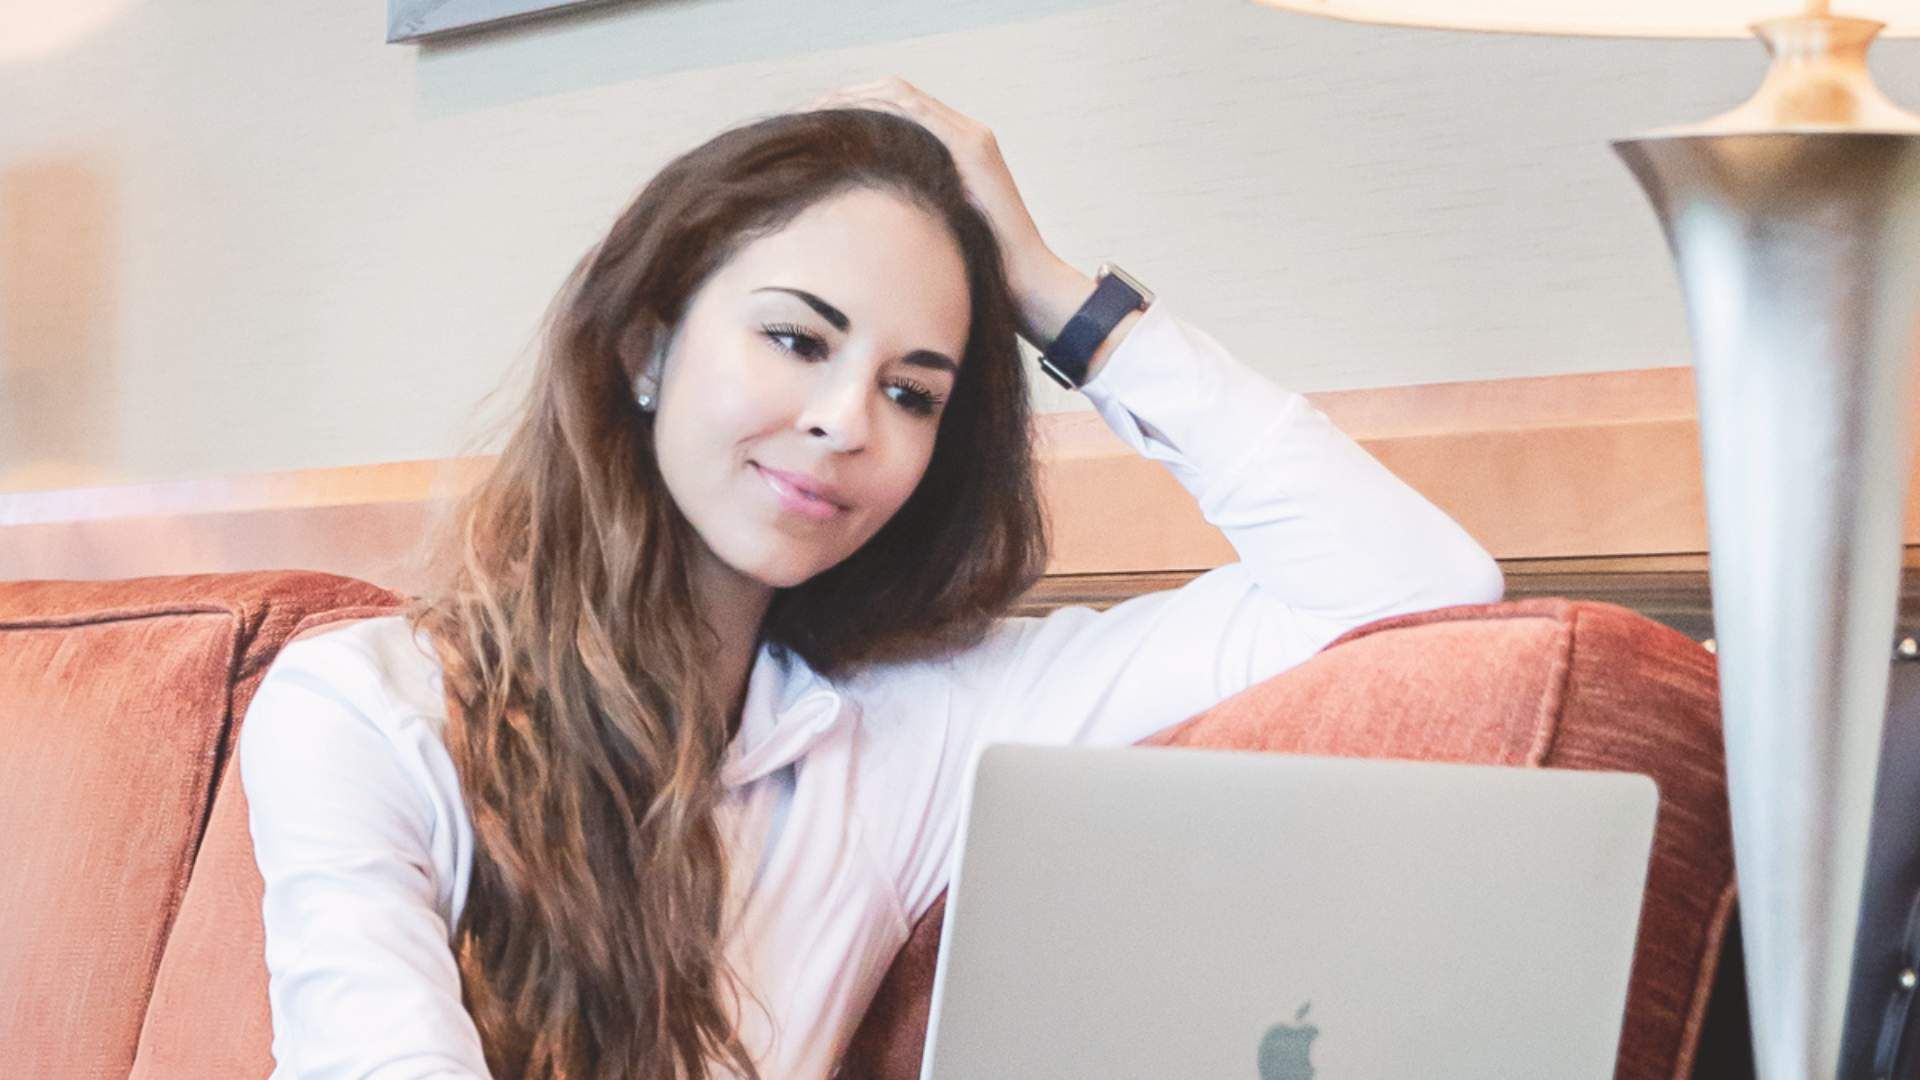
838, 598, 1734, 1080
130, 604, 411, 1078
0, 573, 406, 1078
0, 574, 1733, 1080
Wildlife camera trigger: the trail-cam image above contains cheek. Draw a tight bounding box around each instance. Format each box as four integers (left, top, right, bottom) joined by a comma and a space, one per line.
873, 438, 938, 516
664, 345, 790, 452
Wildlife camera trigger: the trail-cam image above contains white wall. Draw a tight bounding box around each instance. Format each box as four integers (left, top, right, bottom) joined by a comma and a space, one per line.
4, 0, 1917, 492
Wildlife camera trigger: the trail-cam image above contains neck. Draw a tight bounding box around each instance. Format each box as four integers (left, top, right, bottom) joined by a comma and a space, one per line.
689, 548, 775, 739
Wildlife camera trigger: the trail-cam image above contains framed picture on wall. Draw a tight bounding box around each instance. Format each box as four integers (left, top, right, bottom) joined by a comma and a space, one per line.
387, 0, 624, 43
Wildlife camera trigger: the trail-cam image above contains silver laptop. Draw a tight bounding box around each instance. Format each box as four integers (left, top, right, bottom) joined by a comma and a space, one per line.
919, 744, 1659, 1080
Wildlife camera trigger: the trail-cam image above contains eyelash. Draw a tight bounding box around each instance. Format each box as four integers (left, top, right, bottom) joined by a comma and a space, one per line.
760, 322, 947, 418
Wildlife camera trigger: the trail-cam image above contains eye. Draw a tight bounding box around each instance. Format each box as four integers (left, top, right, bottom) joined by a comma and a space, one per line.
762, 322, 948, 420
761, 322, 829, 360
885, 377, 945, 418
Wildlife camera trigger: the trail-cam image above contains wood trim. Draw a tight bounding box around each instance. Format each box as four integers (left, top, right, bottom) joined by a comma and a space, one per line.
1015, 564, 1920, 650
1012, 571, 1201, 616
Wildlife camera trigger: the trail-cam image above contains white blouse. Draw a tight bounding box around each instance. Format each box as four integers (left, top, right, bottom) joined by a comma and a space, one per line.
239, 297, 1505, 1079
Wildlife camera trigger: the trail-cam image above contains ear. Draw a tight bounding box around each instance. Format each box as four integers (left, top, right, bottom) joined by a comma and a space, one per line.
647, 334, 669, 381
617, 317, 671, 381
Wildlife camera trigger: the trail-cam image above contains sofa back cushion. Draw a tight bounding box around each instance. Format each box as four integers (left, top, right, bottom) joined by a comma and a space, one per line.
130, 602, 409, 1078
0, 573, 405, 1079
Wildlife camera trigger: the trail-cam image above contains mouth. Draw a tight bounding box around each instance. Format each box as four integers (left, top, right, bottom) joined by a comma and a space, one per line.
752, 463, 847, 520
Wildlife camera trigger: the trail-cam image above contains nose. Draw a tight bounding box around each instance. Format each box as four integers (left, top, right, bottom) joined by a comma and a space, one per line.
795, 366, 870, 453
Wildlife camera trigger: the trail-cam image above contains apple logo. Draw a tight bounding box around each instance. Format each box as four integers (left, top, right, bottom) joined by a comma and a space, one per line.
1258, 1002, 1319, 1080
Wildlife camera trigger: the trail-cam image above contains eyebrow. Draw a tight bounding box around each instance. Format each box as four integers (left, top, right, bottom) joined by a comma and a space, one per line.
752, 286, 959, 375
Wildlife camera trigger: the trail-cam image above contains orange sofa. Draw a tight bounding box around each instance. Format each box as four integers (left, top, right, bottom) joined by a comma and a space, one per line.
0, 569, 1736, 1078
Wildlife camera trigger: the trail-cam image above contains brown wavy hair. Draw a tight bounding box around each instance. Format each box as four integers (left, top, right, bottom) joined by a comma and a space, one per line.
403, 106, 1049, 1078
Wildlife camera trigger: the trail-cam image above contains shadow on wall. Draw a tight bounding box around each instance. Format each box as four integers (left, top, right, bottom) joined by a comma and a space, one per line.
0, 159, 120, 493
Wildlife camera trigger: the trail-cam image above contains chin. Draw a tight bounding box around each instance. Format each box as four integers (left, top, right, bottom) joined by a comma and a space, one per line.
737, 550, 833, 591
753, 567, 816, 590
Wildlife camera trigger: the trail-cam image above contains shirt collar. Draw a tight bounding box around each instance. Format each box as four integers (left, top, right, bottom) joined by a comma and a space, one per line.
720, 639, 855, 789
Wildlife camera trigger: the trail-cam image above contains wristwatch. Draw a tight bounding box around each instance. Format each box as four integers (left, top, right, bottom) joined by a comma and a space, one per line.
1037, 262, 1154, 390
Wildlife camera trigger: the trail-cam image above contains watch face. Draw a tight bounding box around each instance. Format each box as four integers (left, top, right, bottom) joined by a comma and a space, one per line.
1038, 353, 1080, 390
1099, 263, 1154, 309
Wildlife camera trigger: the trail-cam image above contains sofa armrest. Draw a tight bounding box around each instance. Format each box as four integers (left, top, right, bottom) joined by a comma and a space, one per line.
840, 598, 1732, 1080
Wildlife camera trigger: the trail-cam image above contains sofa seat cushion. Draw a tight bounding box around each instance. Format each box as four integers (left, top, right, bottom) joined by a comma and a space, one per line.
0, 572, 405, 1078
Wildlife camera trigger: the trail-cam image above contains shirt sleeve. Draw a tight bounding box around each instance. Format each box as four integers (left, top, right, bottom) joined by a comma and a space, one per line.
893, 298, 1504, 921
960, 297, 1502, 750
240, 639, 493, 1079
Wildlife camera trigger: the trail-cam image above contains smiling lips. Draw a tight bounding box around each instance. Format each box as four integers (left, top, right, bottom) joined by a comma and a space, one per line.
754, 463, 846, 520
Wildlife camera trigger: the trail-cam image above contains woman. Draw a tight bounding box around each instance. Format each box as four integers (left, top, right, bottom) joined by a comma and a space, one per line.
240, 78, 1503, 1079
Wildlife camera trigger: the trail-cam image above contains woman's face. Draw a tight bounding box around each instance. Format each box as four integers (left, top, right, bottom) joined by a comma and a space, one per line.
649, 186, 973, 592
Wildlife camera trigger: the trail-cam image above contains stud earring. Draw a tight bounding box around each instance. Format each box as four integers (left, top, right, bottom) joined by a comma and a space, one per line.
637, 340, 668, 411
634, 353, 662, 413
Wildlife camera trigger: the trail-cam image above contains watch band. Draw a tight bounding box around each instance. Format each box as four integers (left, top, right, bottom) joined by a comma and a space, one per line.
1038, 263, 1154, 390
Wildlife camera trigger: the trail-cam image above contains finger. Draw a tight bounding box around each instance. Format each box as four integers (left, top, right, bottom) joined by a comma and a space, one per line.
843, 85, 948, 132
797, 84, 855, 110
860, 79, 988, 146
808, 86, 897, 113
816, 79, 893, 105
836, 97, 913, 123
865, 77, 961, 123
804, 81, 979, 147
829, 78, 923, 110
802, 80, 877, 109
807, 82, 873, 106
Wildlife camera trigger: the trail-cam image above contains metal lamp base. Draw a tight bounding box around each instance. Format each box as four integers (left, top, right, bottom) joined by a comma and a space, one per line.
1613, 126, 1920, 1079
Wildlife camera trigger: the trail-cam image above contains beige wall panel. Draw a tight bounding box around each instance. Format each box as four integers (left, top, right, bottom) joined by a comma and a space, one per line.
6, 1, 1920, 492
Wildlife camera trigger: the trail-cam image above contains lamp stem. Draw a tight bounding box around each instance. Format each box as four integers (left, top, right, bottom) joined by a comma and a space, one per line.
1613, 129, 1920, 1079
1651, 13, 1920, 134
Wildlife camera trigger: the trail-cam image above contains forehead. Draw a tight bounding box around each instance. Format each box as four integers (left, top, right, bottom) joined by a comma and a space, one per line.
715, 188, 972, 355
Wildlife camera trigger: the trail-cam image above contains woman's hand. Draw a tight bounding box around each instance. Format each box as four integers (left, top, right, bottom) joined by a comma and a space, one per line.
801, 78, 1099, 353
804, 78, 1056, 291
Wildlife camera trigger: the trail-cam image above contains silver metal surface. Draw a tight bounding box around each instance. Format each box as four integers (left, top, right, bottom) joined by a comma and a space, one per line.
920, 745, 1658, 1080
1640, 15, 1920, 137
1613, 128, 1920, 1077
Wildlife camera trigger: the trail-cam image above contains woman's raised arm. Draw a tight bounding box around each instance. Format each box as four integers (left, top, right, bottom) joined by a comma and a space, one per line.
881, 292, 1503, 925
959, 292, 1502, 751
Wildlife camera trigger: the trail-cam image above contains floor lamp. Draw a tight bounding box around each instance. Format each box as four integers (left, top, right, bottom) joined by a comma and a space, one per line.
1251, 2, 1920, 1076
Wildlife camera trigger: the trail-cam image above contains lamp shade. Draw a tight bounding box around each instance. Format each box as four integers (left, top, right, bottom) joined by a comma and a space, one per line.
1250, 0, 1919, 38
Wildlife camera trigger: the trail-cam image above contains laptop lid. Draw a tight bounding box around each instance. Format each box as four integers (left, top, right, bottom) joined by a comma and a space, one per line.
919, 744, 1659, 1080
